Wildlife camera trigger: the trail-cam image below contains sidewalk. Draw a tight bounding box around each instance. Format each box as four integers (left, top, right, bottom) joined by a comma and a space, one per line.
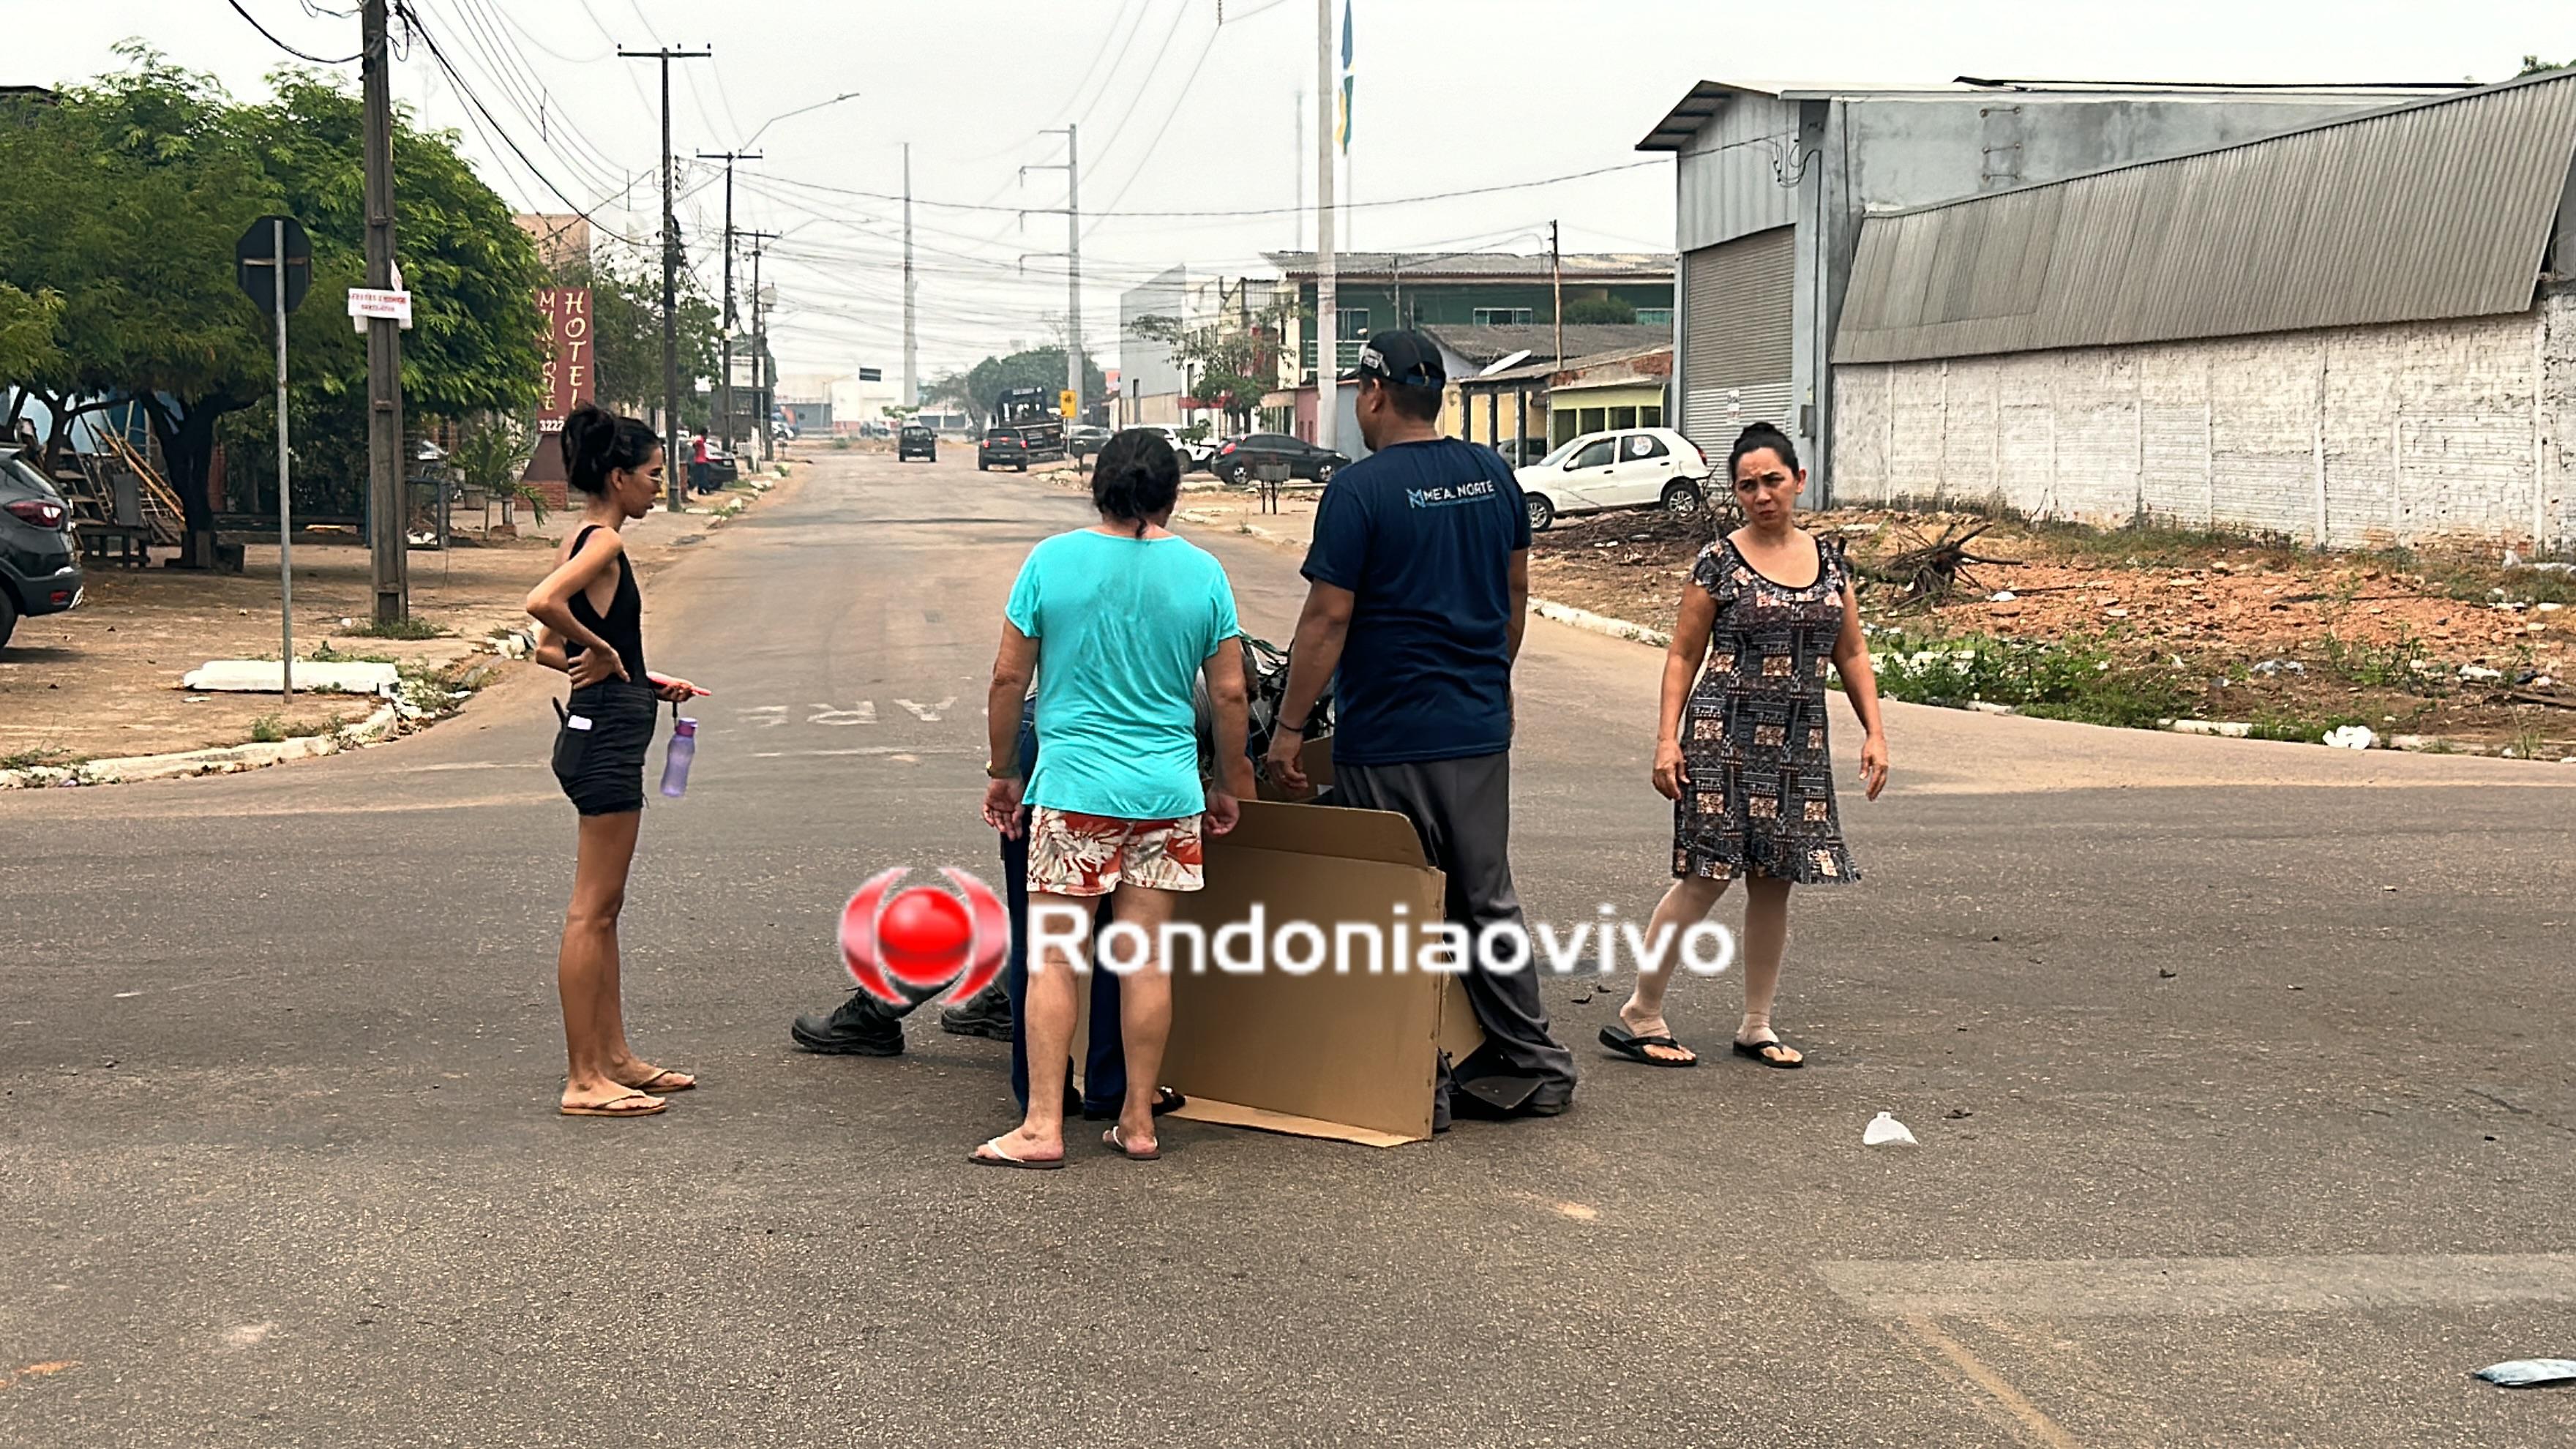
1, 465, 798, 771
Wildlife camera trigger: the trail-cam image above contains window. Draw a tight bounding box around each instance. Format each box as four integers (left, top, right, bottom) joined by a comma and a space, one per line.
1641, 405, 1663, 429
1635, 307, 1673, 327
1570, 438, 1617, 470
1578, 407, 1607, 436
1338, 310, 1371, 340
1625, 434, 1668, 460
1609, 406, 1638, 431
1472, 307, 1534, 326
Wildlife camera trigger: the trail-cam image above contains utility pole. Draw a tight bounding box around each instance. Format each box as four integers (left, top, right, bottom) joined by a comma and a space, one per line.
743, 231, 779, 464
695, 149, 760, 464
1550, 219, 1564, 372
363, 0, 406, 622
1026, 127, 1083, 422
1293, 90, 1303, 252
1314, 0, 1336, 454
902, 143, 917, 410
619, 43, 711, 514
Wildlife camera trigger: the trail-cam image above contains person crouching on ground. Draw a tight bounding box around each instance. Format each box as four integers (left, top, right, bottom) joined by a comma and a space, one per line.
973, 430, 1255, 1168
1605, 422, 1888, 1071
1264, 329, 1578, 1126
523, 404, 705, 1117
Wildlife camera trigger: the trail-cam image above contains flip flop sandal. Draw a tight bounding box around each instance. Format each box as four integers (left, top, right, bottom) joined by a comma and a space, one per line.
626, 1068, 695, 1094
559, 1092, 667, 1117
1080, 1085, 1188, 1121
1103, 1125, 1161, 1161
1600, 1022, 1699, 1068
1731, 1038, 1805, 1068
970, 1136, 1064, 1171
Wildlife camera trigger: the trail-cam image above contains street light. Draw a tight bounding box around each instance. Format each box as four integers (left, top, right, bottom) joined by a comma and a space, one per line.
742, 90, 862, 149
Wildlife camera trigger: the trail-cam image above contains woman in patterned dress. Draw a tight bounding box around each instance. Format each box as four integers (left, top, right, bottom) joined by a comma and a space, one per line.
1603, 423, 1890, 1069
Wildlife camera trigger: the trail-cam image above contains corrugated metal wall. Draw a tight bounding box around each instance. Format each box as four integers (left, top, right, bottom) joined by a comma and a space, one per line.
1835, 75, 2576, 366
1674, 91, 1803, 252
1680, 226, 1797, 453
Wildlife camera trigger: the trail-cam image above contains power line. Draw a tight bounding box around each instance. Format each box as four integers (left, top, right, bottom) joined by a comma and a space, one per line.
397, 3, 651, 244
226, 0, 362, 63
1080, 0, 1195, 172
752, 157, 1669, 220
1086, 14, 1224, 230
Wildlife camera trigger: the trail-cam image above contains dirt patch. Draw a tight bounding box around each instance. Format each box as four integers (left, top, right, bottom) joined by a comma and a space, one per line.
2, 469, 795, 768
1528, 505, 2576, 756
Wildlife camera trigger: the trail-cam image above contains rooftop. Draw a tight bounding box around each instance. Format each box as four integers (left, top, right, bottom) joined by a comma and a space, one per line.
1420, 323, 1672, 370
1636, 75, 2472, 151
1264, 250, 1674, 282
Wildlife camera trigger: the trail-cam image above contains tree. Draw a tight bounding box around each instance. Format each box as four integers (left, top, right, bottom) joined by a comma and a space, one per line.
220, 70, 549, 516
1131, 304, 1286, 432
0, 49, 277, 553
1561, 296, 1638, 326
959, 346, 1107, 425
2520, 56, 2570, 75
0, 285, 63, 421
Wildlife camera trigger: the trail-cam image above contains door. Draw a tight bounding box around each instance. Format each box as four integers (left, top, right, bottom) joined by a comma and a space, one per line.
1592, 433, 1677, 507
1680, 225, 1795, 455
1552, 436, 1623, 511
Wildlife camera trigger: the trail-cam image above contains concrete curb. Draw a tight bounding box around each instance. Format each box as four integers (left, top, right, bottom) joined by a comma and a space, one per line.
1529, 598, 1671, 649
1, 702, 405, 790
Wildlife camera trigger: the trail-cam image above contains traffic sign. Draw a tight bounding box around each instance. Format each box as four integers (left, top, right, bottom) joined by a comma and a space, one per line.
347, 288, 414, 326
234, 215, 312, 315
1059, 389, 1078, 419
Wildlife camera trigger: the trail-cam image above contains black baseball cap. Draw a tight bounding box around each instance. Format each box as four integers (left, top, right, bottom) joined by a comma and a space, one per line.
1347, 329, 1445, 388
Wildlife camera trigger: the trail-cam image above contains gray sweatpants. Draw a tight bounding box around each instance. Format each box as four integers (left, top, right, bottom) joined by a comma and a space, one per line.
1333, 750, 1578, 1106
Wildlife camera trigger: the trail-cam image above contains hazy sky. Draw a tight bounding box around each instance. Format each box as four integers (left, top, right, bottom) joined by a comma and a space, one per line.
19, 1, 2572, 377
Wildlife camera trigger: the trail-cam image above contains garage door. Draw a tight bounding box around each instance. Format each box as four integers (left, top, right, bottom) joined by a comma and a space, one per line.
1680, 225, 1795, 454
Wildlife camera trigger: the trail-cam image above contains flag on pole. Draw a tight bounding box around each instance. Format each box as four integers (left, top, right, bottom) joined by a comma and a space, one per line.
1337, 0, 1353, 154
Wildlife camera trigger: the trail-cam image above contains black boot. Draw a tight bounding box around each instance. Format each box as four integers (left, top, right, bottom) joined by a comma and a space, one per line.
937, 979, 1014, 1041
790, 992, 905, 1055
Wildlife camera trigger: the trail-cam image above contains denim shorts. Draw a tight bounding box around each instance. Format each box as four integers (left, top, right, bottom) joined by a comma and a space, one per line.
553, 681, 658, 816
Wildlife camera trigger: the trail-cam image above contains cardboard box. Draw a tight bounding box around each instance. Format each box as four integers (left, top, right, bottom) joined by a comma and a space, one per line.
1153, 793, 1486, 1147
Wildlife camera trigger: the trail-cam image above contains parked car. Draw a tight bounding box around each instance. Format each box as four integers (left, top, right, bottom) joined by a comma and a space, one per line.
1491, 436, 1554, 468
978, 426, 1036, 472
704, 443, 741, 487
1066, 424, 1112, 463
898, 424, 938, 463
1513, 427, 1710, 531
1212, 432, 1349, 486
1134, 423, 1216, 473
0, 447, 81, 651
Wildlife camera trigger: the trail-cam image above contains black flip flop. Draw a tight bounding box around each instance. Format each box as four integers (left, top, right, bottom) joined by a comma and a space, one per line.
1731, 1037, 1805, 1068
1080, 1085, 1188, 1121
1600, 1022, 1699, 1068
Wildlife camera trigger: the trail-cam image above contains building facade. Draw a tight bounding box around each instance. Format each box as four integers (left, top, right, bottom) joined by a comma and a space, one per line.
1636, 77, 2463, 492
1827, 72, 2576, 551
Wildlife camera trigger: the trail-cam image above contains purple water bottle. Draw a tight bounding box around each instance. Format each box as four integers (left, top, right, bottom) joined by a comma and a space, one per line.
659, 716, 697, 798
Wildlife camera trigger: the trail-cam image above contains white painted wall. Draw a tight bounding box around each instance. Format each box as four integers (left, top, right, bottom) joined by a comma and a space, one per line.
1830, 291, 2574, 551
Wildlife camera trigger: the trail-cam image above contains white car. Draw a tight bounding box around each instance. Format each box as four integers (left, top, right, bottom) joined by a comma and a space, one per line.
1134, 423, 1216, 473
1513, 427, 1710, 531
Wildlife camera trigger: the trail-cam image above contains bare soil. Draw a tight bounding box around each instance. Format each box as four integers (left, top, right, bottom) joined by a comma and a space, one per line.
2, 469, 795, 768
1528, 504, 2576, 756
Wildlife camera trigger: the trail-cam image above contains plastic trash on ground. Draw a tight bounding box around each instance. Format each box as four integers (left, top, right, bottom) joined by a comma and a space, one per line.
2472, 1359, 2576, 1388
1862, 1111, 1918, 1147
1988, 590, 2017, 602
2322, 724, 2378, 751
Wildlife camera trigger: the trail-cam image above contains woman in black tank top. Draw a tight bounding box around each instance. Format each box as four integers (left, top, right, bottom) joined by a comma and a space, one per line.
523, 404, 704, 1119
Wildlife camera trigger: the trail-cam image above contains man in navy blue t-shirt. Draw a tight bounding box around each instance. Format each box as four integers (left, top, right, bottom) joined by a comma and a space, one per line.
1265, 330, 1577, 1124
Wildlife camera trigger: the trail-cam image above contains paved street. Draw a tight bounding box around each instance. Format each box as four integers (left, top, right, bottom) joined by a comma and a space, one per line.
7, 446, 2575, 1448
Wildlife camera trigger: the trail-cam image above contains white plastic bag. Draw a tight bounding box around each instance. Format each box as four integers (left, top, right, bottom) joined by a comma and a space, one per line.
1862, 1111, 1918, 1147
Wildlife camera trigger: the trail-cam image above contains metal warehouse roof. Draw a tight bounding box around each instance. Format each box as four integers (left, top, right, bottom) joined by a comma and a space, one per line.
1633, 76, 2463, 151
1832, 69, 2576, 365
1264, 251, 1673, 282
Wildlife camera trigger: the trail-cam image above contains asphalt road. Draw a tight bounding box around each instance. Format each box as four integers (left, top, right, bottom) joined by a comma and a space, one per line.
7, 447, 2576, 1448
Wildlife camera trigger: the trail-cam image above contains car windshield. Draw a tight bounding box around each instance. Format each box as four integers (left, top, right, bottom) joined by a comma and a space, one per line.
1536, 437, 1587, 468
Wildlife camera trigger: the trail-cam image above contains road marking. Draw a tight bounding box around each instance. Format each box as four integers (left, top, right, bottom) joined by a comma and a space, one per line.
1818, 1253, 2576, 1317
737, 705, 789, 729
746, 746, 976, 760
894, 697, 956, 722
1891, 1315, 2083, 1449
808, 702, 878, 726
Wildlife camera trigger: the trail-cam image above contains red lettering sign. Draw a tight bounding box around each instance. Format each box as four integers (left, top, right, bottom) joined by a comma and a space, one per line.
523, 286, 597, 493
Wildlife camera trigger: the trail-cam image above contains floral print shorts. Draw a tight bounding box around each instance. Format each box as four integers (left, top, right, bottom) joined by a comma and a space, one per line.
1025, 806, 1205, 897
